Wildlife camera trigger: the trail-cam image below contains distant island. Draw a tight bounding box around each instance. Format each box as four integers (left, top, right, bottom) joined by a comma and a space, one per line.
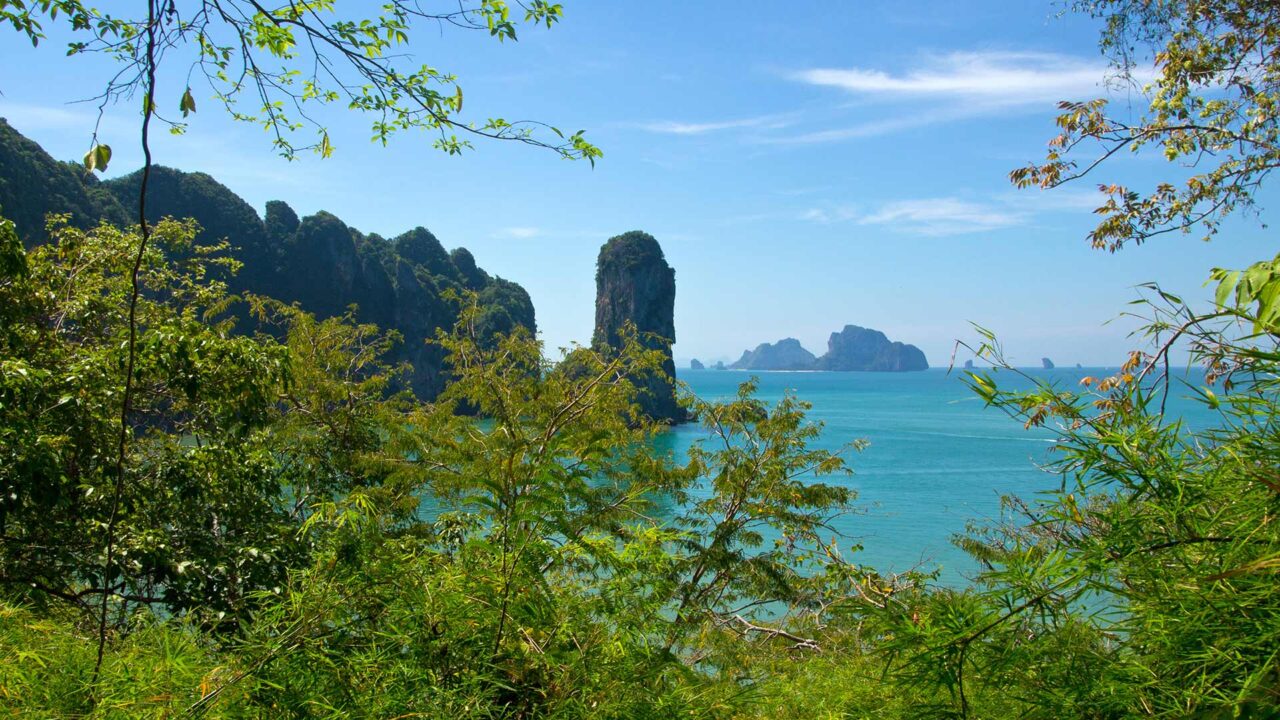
1042, 357, 1056, 369
731, 338, 816, 371
690, 359, 705, 370
728, 325, 928, 372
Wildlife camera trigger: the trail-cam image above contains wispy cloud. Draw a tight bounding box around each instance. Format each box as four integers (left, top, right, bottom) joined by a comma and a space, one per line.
791, 51, 1115, 104
495, 226, 541, 239
859, 198, 1022, 235
636, 114, 793, 135
765, 108, 983, 144
800, 197, 1024, 236
798, 207, 858, 224
766, 51, 1146, 145
1000, 186, 1111, 212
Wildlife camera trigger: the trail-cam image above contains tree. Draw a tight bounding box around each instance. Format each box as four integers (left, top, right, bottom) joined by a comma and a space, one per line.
1, 0, 602, 682
0, 215, 294, 618
854, 2, 1280, 717
1, 0, 601, 164
1012, 0, 1280, 252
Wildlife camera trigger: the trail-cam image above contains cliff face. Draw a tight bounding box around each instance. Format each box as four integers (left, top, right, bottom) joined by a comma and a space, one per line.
729, 338, 816, 371
816, 325, 928, 372
0, 118, 534, 400
593, 231, 685, 423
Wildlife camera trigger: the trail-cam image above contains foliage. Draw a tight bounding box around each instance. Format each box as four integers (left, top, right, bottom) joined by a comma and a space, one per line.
851, 2, 1280, 718
1012, 0, 1280, 250
0, 214, 293, 619
0, 211, 874, 717
0, 0, 601, 164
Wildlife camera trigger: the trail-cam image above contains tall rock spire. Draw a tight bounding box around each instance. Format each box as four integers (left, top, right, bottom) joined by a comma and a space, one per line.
593, 231, 686, 423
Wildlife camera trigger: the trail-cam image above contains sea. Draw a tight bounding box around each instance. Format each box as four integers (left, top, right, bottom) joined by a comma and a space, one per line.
662, 367, 1217, 586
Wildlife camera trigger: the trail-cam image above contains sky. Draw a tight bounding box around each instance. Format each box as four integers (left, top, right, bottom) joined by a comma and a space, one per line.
1, 1, 1275, 367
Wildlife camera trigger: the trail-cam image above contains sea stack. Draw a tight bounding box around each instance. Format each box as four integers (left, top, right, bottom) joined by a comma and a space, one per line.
1042, 357, 1056, 369
690, 359, 705, 370
593, 231, 686, 423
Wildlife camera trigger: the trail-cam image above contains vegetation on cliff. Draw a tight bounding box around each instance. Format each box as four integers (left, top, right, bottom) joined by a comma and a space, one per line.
0, 119, 534, 399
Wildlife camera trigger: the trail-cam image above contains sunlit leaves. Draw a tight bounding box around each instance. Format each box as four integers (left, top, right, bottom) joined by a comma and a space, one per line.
1210, 253, 1280, 332
1013, 1, 1280, 251
81, 142, 110, 172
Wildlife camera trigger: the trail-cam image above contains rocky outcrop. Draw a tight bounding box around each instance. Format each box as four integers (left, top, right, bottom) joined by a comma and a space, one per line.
1042, 357, 1056, 369
0, 118, 534, 400
712, 361, 726, 370
729, 338, 817, 371
592, 231, 685, 423
964, 359, 975, 370
816, 325, 928, 372
690, 359, 705, 370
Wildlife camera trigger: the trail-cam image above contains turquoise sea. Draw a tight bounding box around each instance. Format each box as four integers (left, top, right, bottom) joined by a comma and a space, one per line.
664, 367, 1217, 586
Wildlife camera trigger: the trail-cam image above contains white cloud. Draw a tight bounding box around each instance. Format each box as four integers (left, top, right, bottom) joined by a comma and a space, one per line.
766, 108, 979, 144
768, 51, 1152, 145
798, 207, 858, 224
495, 226, 541, 239
800, 198, 1024, 236
1000, 186, 1110, 212
859, 198, 1023, 235
636, 114, 793, 135
791, 51, 1115, 104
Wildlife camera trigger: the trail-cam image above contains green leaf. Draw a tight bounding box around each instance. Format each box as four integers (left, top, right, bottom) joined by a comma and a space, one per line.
454, 84, 463, 113
1212, 269, 1240, 308
83, 143, 112, 172
180, 87, 197, 117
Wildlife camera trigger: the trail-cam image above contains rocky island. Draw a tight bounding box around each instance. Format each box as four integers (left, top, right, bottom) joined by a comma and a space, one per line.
690, 359, 705, 370
727, 325, 928, 372
817, 325, 929, 371
729, 338, 817, 371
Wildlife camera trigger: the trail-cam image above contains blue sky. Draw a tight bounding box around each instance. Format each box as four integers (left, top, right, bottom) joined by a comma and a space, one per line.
1, 1, 1274, 366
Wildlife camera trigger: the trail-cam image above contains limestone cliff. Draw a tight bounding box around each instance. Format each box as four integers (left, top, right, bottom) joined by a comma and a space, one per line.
592, 231, 685, 423
0, 118, 534, 400
729, 338, 817, 371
